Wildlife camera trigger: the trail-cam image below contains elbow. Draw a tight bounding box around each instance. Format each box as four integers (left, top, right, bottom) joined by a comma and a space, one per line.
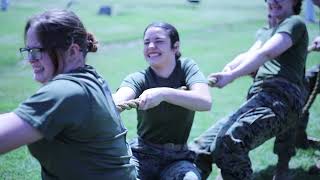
199, 96, 212, 111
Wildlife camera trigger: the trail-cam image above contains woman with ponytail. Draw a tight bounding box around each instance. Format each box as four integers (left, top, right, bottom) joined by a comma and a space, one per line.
0, 9, 136, 180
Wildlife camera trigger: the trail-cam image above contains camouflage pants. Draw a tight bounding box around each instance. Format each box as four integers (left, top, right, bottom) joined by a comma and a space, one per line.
129, 138, 201, 180
189, 78, 305, 180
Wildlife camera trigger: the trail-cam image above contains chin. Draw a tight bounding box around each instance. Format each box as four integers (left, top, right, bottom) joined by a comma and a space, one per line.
34, 76, 47, 84
147, 60, 160, 67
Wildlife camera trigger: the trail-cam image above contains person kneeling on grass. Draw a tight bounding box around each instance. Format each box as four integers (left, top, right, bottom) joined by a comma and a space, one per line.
113, 22, 212, 180
0, 9, 136, 180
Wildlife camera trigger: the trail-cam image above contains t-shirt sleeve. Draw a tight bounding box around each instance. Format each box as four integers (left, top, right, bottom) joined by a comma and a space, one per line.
182, 58, 208, 86
119, 72, 145, 98
275, 16, 306, 45
14, 79, 89, 140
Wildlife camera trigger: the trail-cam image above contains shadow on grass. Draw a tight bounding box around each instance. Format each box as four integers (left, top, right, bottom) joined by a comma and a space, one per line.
253, 165, 320, 180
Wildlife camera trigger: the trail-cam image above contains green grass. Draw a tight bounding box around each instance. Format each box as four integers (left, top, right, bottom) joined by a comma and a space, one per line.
0, 0, 320, 179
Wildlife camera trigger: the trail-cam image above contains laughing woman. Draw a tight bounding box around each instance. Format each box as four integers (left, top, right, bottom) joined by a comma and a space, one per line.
113, 22, 212, 180
0, 9, 136, 180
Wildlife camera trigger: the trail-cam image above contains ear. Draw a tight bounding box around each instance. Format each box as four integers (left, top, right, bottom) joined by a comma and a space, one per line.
173, 41, 180, 52
67, 43, 81, 61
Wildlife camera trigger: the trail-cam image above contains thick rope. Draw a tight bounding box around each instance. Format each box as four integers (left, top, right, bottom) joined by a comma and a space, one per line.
116, 99, 140, 112
116, 77, 218, 112
302, 71, 320, 115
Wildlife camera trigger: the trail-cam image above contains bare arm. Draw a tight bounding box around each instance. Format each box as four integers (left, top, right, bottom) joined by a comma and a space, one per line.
138, 83, 212, 111
210, 32, 293, 88
112, 87, 136, 105
0, 112, 43, 154
223, 40, 264, 72
232, 33, 292, 77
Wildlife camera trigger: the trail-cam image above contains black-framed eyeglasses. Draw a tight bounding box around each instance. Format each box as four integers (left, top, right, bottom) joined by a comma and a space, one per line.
19, 47, 45, 61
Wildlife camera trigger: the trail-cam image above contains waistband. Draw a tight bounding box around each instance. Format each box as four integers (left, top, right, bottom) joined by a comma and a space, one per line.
138, 138, 188, 151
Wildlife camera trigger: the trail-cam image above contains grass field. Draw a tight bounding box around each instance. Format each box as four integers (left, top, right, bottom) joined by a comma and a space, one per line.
0, 0, 319, 179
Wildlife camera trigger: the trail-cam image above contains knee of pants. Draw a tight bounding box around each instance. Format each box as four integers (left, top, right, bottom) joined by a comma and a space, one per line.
160, 161, 201, 180
213, 134, 246, 166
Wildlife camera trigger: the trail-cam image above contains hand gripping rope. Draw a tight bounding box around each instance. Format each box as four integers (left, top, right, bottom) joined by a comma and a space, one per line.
115, 77, 218, 112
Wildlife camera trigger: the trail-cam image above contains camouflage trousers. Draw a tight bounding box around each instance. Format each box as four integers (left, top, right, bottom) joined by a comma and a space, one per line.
129, 138, 201, 180
189, 78, 305, 180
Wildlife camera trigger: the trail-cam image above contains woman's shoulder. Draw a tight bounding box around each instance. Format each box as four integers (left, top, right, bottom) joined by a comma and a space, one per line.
40, 76, 87, 99
282, 15, 306, 26
178, 57, 198, 67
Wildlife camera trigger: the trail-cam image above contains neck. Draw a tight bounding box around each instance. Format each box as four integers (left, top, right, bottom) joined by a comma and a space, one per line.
151, 59, 176, 78
61, 57, 85, 74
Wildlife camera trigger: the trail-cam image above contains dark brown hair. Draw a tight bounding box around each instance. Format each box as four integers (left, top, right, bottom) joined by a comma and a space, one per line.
293, 0, 303, 15
24, 9, 98, 74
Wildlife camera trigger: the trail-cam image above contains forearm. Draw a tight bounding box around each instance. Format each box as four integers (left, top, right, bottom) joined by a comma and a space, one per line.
225, 52, 247, 70
112, 87, 136, 105
161, 87, 212, 111
231, 50, 268, 79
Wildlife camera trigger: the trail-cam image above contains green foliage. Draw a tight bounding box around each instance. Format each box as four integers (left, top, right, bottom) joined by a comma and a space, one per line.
0, 0, 319, 179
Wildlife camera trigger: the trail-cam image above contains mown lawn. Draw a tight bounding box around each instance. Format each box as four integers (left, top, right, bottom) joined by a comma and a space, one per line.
0, 0, 319, 179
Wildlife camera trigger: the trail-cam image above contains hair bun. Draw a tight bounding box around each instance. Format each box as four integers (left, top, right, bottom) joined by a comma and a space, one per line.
87, 33, 98, 52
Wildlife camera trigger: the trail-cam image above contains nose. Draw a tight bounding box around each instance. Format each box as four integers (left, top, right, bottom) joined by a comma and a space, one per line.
27, 55, 36, 62
27, 54, 39, 62
148, 42, 156, 48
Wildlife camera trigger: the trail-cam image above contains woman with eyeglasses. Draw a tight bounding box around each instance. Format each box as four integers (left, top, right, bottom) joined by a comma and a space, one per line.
112, 22, 212, 180
0, 9, 136, 180
189, 0, 308, 179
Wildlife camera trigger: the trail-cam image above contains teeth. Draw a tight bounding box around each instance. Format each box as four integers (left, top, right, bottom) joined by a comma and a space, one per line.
33, 67, 44, 72
149, 53, 160, 57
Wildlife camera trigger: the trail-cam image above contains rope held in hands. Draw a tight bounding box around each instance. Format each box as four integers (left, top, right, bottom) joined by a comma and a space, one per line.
302, 71, 320, 116
115, 77, 218, 112
116, 67, 319, 114
302, 44, 320, 116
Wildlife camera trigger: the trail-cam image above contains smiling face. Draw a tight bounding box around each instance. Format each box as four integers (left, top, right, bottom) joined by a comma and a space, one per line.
143, 27, 178, 70
26, 26, 55, 84
266, 0, 295, 21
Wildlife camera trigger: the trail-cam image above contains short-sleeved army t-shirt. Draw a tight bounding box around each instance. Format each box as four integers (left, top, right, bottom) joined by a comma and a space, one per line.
120, 58, 207, 144
252, 15, 308, 91
14, 65, 136, 180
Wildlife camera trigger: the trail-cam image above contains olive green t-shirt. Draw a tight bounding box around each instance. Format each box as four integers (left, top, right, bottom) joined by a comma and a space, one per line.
252, 15, 308, 91
120, 58, 207, 144
14, 65, 136, 180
